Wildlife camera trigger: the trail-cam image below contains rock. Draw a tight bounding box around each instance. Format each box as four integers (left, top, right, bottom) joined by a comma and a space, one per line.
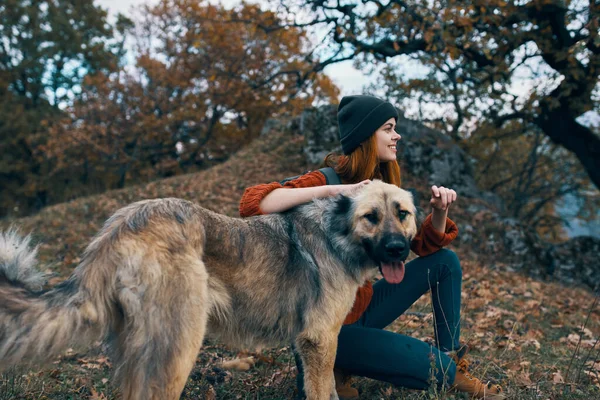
484, 218, 600, 290
503, 227, 530, 257
551, 236, 600, 290
397, 115, 481, 198
297, 105, 340, 165
479, 191, 505, 213
260, 117, 287, 137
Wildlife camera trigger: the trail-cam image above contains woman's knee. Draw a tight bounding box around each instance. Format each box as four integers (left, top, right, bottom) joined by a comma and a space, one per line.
436, 249, 462, 279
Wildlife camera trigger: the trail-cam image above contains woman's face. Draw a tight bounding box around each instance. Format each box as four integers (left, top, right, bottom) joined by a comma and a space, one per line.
375, 117, 401, 162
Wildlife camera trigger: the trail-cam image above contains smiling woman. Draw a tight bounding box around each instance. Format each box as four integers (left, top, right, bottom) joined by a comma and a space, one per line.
239, 95, 506, 399
375, 118, 401, 162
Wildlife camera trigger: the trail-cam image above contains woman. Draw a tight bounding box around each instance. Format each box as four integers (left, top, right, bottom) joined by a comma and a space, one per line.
239, 95, 504, 399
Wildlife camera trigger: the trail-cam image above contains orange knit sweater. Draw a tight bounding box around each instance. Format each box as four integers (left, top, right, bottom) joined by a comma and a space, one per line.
239, 170, 459, 325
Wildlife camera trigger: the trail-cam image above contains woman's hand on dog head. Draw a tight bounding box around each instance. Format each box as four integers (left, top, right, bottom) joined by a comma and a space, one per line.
330, 180, 371, 197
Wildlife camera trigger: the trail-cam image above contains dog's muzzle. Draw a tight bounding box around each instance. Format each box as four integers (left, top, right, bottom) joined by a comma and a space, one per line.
378, 235, 410, 284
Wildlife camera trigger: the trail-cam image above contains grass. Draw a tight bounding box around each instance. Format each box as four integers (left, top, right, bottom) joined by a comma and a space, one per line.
1, 130, 600, 399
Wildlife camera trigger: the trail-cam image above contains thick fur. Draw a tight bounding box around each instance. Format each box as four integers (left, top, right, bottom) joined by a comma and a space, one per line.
0, 180, 417, 400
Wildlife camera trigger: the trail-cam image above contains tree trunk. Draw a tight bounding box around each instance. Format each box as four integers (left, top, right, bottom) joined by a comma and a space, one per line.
536, 108, 600, 190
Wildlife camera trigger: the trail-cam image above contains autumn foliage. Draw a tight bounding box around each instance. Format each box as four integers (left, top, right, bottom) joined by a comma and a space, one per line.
38, 0, 338, 206
0, 0, 338, 217
0, 0, 121, 216
1, 0, 598, 239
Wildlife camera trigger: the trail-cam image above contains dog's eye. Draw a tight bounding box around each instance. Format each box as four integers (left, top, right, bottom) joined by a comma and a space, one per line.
398, 210, 409, 221
363, 212, 379, 225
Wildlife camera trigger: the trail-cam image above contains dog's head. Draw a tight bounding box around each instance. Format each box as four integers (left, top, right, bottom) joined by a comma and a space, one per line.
327, 180, 418, 284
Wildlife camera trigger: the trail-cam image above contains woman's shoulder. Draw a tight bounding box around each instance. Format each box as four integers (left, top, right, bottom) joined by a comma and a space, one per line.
281, 169, 328, 188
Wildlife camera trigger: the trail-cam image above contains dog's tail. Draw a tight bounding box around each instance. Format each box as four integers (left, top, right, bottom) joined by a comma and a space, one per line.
0, 229, 111, 368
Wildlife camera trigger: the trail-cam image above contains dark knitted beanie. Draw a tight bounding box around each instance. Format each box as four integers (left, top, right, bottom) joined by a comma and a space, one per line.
337, 95, 399, 155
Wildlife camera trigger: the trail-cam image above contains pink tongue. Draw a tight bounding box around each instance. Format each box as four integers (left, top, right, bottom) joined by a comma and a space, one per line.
381, 262, 406, 284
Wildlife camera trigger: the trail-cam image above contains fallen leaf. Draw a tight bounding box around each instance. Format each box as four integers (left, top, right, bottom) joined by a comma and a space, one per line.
553, 371, 564, 384
89, 388, 107, 400
206, 385, 217, 400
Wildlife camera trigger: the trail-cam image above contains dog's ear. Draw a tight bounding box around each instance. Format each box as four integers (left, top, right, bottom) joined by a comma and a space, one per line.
329, 194, 352, 236
333, 194, 352, 215
406, 188, 419, 206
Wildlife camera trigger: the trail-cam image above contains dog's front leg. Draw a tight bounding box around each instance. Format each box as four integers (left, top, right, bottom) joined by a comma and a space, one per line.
295, 332, 339, 400
330, 374, 340, 400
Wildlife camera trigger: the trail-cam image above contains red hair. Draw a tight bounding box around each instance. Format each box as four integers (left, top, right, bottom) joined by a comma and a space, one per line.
323, 133, 401, 187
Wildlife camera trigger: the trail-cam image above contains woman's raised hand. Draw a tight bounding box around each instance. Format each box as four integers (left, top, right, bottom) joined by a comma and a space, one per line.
429, 185, 457, 211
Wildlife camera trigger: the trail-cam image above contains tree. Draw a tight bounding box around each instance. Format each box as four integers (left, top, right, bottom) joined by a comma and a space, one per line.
268, 0, 599, 237
0, 0, 124, 216
272, 0, 600, 189
42, 0, 339, 193
463, 121, 598, 240
372, 48, 599, 236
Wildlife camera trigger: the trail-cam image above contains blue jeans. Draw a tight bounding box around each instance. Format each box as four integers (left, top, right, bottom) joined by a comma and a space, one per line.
334, 249, 462, 390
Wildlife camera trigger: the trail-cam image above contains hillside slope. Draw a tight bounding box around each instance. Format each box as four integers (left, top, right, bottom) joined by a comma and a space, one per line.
1, 131, 599, 400
1, 132, 310, 277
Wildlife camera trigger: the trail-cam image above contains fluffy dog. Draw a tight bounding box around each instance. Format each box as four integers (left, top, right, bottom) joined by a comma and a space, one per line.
0, 180, 417, 400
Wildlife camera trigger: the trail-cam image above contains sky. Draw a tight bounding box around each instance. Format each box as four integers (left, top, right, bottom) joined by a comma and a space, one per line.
95, 0, 373, 96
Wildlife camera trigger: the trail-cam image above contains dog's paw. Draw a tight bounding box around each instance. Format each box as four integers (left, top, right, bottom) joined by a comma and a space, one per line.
330, 375, 340, 400
218, 356, 255, 371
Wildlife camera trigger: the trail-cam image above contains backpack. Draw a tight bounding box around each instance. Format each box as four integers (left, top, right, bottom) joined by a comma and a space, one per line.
279, 167, 341, 186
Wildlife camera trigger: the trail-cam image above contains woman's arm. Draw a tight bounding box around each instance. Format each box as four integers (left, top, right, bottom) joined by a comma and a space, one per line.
409, 185, 459, 257
431, 208, 449, 233
239, 169, 370, 217
429, 185, 457, 233
259, 180, 371, 214
259, 186, 334, 214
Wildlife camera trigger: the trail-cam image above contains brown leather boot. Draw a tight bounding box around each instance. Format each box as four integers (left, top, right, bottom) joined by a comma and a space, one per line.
334, 368, 359, 400
451, 357, 505, 399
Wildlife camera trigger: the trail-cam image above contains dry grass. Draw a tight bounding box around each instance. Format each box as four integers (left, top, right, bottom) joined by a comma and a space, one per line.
1, 132, 599, 399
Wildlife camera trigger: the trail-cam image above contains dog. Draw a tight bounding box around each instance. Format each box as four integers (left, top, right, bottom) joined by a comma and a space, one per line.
0, 180, 417, 400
